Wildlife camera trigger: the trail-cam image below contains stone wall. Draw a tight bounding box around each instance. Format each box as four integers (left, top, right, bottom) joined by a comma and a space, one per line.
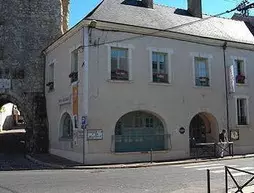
0, 0, 69, 153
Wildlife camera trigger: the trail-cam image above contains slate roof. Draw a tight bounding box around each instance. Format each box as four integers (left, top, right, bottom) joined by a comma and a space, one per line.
86, 0, 254, 44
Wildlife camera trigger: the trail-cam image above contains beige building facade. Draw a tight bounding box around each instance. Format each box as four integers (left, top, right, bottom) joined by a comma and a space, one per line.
44, 0, 254, 164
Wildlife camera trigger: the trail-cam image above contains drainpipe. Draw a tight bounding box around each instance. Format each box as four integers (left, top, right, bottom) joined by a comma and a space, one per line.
223, 42, 230, 140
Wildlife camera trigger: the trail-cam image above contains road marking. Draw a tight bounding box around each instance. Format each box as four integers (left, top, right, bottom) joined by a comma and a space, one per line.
212, 167, 254, 174
176, 162, 216, 167
228, 167, 254, 171
197, 165, 237, 171
232, 170, 254, 177
184, 164, 222, 169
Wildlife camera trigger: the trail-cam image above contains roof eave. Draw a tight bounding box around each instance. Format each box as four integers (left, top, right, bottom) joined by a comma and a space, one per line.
86, 19, 254, 50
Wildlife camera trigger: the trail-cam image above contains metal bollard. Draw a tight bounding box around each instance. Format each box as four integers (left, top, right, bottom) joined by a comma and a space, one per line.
207, 169, 211, 193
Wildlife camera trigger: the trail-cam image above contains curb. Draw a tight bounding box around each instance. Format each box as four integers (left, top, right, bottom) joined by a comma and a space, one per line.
25, 155, 65, 169
25, 153, 254, 170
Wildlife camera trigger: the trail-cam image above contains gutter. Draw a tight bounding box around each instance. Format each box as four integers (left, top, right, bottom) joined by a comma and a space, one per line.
223, 41, 230, 140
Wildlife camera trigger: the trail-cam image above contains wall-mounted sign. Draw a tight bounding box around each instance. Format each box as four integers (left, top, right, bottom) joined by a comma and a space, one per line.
58, 96, 71, 105
87, 129, 103, 140
179, 127, 185, 134
72, 86, 78, 115
230, 130, 239, 141
0, 79, 11, 89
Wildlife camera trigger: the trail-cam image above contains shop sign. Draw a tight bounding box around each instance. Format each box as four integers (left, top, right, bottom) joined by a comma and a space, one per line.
58, 96, 71, 105
87, 129, 103, 140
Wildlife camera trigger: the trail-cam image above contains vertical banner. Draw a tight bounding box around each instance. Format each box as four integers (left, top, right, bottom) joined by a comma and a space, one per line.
72, 86, 78, 115
228, 65, 235, 93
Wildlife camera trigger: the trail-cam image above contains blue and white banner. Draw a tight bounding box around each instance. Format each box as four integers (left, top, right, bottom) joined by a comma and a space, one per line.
228, 65, 235, 93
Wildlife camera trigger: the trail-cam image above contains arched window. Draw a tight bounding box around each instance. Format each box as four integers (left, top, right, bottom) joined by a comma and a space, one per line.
60, 113, 73, 139
114, 111, 165, 152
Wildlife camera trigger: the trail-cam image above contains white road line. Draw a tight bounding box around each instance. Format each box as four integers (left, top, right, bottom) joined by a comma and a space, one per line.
197, 165, 237, 171
232, 170, 254, 177
212, 167, 254, 174
229, 167, 254, 171
184, 164, 222, 169
176, 162, 217, 167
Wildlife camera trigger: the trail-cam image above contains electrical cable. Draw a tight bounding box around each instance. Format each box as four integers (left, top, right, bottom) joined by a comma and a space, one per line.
84, 4, 241, 48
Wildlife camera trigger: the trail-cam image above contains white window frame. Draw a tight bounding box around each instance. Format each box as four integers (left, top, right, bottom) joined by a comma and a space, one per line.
234, 95, 249, 126
69, 45, 81, 84
148, 47, 173, 84
47, 59, 56, 90
107, 43, 134, 81
230, 56, 247, 85
190, 52, 212, 88
71, 49, 79, 73
48, 63, 55, 83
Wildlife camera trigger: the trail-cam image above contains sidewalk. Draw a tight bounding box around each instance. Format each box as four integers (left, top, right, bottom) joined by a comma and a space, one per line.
26, 153, 254, 170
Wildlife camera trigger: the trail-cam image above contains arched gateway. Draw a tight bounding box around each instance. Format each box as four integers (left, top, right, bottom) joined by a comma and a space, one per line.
189, 112, 219, 156
0, 0, 69, 153
0, 93, 48, 153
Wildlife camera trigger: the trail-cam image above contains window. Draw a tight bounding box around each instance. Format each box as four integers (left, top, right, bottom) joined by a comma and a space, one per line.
237, 98, 248, 125
111, 47, 129, 80
194, 57, 210, 87
152, 52, 168, 83
46, 63, 54, 91
69, 49, 78, 83
60, 113, 73, 139
234, 59, 246, 84
114, 111, 166, 152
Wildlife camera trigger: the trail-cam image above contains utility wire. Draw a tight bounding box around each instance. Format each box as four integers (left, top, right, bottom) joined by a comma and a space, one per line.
85, 5, 241, 48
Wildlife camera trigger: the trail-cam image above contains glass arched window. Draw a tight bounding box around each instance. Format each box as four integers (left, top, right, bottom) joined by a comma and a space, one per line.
114, 111, 165, 152
60, 113, 73, 139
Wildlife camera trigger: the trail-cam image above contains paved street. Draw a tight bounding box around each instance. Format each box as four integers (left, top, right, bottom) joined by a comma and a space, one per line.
0, 130, 48, 171
0, 157, 254, 193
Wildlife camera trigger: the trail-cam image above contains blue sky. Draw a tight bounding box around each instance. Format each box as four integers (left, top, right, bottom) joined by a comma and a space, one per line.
69, 0, 243, 27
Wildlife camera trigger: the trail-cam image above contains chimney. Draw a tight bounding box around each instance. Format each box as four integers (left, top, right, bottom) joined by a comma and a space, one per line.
142, 0, 153, 9
188, 0, 202, 18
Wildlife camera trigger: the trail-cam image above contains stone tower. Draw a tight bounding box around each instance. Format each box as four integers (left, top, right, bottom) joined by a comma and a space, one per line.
0, 0, 69, 152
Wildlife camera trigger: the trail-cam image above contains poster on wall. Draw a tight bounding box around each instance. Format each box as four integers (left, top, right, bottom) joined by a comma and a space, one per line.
72, 86, 78, 115
228, 65, 235, 93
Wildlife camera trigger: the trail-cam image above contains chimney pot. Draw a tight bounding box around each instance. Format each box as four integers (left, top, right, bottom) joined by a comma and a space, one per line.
142, 0, 153, 8
188, 0, 202, 18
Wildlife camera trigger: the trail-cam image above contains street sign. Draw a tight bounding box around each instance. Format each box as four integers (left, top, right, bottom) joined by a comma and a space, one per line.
81, 116, 87, 129
87, 129, 103, 140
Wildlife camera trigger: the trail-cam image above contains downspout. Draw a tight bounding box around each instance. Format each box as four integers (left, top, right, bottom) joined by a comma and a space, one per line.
223, 41, 230, 140
82, 26, 90, 164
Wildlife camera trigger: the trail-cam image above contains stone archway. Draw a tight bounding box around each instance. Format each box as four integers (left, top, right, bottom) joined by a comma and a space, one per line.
0, 94, 31, 128
0, 93, 48, 153
189, 112, 219, 154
